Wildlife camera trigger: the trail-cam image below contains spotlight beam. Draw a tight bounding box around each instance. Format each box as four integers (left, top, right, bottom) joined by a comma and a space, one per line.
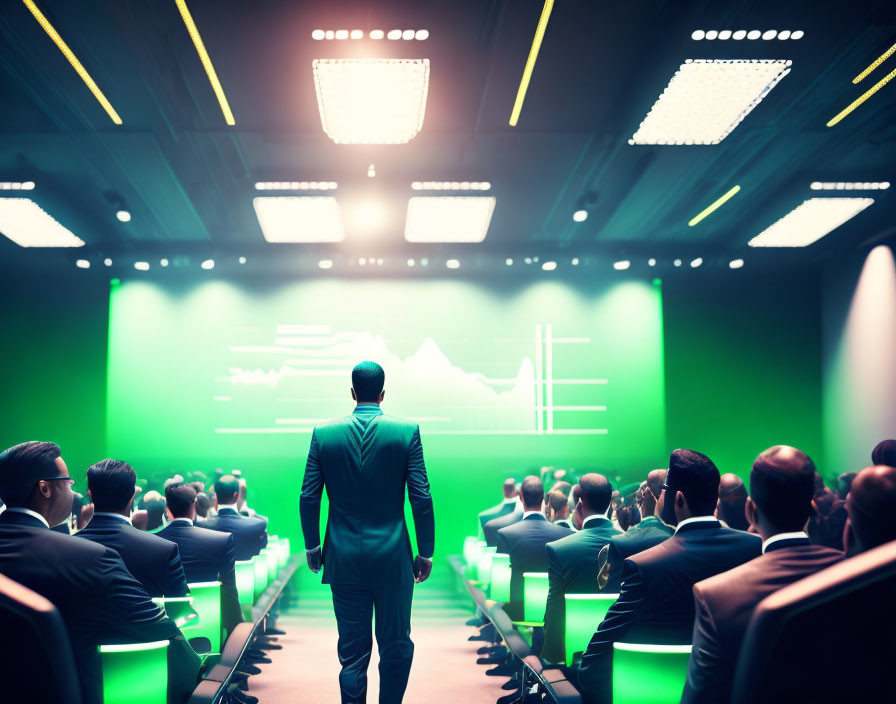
852, 42, 896, 84
828, 65, 896, 127
688, 185, 741, 227
509, 0, 554, 127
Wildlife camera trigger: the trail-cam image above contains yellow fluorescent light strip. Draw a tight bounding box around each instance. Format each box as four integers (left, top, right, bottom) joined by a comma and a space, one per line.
827, 65, 896, 127
23, 0, 122, 124
175, 0, 235, 125
509, 0, 554, 127
688, 185, 741, 227
853, 42, 896, 84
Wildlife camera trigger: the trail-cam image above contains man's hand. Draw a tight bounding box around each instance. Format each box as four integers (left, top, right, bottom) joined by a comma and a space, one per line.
306, 546, 322, 574
413, 555, 432, 584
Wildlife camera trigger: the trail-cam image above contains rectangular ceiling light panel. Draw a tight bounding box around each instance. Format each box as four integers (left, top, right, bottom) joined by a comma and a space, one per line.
404, 197, 496, 243
313, 59, 429, 143
630, 59, 791, 145
0, 198, 84, 247
253, 197, 344, 243
748, 197, 874, 247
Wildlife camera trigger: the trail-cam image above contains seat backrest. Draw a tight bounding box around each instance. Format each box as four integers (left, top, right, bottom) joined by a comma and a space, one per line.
187, 582, 223, 653
612, 643, 691, 704
732, 540, 896, 704
234, 560, 255, 606
99, 640, 169, 704
522, 572, 549, 623
252, 555, 268, 600
564, 594, 618, 667
0, 573, 82, 704
476, 546, 497, 584
490, 553, 511, 602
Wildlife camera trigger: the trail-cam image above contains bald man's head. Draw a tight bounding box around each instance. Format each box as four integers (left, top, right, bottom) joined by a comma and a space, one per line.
578, 473, 612, 515
847, 465, 896, 553
502, 477, 518, 499
750, 446, 816, 533
519, 476, 544, 511
871, 439, 896, 467
717, 473, 749, 531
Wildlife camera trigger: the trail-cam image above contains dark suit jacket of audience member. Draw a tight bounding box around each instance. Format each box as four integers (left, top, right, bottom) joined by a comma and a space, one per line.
156, 518, 243, 634
0, 510, 198, 704
201, 507, 268, 561
681, 536, 843, 704
484, 508, 523, 547
541, 515, 621, 663
578, 520, 761, 704
497, 513, 573, 620
479, 499, 519, 533
77, 513, 189, 598
598, 515, 674, 593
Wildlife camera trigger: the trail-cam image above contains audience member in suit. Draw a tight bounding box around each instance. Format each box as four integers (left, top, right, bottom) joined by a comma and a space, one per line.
548, 489, 574, 530
715, 473, 749, 531
202, 475, 268, 560
157, 483, 243, 635
844, 464, 896, 556
836, 471, 857, 500
195, 490, 211, 519
871, 438, 896, 466
478, 478, 520, 535
0, 442, 200, 704
541, 474, 620, 664
77, 459, 189, 598
597, 470, 673, 592
142, 489, 167, 530
578, 450, 761, 704
682, 446, 844, 704
484, 499, 524, 547
807, 485, 847, 549
497, 476, 573, 620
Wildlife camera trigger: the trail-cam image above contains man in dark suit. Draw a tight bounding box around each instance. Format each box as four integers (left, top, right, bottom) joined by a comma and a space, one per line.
597, 469, 673, 593
77, 459, 189, 598
682, 445, 844, 704
483, 501, 523, 547
497, 476, 573, 621
478, 477, 520, 536
715, 473, 749, 531
0, 442, 200, 704
201, 475, 268, 561
541, 474, 620, 663
844, 463, 896, 556
157, 482, 243, 636
300, 361, 435, 704
578, 449, 761, 704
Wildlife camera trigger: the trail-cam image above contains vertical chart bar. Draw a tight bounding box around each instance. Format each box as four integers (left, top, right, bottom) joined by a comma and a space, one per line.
534, 323, 543, 433
545, 323, 554, 433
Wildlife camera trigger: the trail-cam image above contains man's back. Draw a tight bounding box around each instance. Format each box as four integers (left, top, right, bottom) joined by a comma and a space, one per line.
484, 508, 523, 547
201, 508, 268, 561
598, 515, 674, 592
479, 499, 518, 533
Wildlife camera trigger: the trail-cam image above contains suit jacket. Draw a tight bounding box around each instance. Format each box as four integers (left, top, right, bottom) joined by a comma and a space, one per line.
497, 513, 573, 620
681, 537, 844, 704
77, 513, 189, 598
0, 510, 197, 704
299, 404, 435, 586
541, 516, 621, 663
597, 515, 674, 592
200, 507, 268, 561
479, 499, 519, 535
578, 520, 761, 704
156, 518, 243, 634
484, 508, 523, 547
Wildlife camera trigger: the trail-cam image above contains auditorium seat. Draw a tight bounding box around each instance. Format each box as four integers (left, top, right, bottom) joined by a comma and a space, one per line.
476, 545, 497, 585
185, 582, 223, 653
612, 643, 691, 704
252, 554, 268, 601
732, 540, 896, 704
151, 595, 199, 630
235, 559, 255, 618
489, 552, 511, 602
99, 640, 169, 704
564, 593, 619, 667
522, 571, 549, 624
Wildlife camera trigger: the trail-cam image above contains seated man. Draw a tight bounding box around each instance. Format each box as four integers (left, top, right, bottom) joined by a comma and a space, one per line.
578, 450, 761, 704
844, 463, 896, 555
478, 477, 520, 536
715, 473, 749, 531
541, 474, 619, 664
871, 438, 896, 466
0, 442, 199, 704
548, 489, 574, 530
157, 483, 243, 635
201, 475, 268, 560
483, 498, 524, 548
682, 446, 844, 704
78, 459, 189, 597
497, 476, 573, 621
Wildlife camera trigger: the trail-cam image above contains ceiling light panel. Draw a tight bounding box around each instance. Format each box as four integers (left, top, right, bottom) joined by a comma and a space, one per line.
404, 197, 496, 243
0, 182, 35, 190
411, 181, 491, 191
748, 197, 874, 247
313, 59, 429, 144
692, 29, 803, 40
630, 59, 791, 145
253, 197, 344, 243
0, 198, 85, 247
810, 181, 889, 190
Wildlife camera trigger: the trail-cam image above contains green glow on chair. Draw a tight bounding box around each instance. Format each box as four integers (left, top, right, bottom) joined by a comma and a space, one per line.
253, 555, 268, 601
523, 572, 549, 624
262, 548, 278, 583
150, 596, 197, 630
99, 639, 168, 704
476, 546, 497, 586
489, 553, 511, 602
186, 581, 222, 654
466, 539, 486, 578
235, 560, 255, 607
612, 642, 692, 704
564, 593, 619, 667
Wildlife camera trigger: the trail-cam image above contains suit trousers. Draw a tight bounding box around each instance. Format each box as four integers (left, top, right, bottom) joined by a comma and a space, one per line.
330, 583, 415, 704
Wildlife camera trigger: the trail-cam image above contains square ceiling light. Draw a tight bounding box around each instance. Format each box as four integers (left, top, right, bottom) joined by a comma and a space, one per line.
404, 196, 496, 243
0, 198, 84, 247
630, 59, 791, 145
313, 58, 429, 144
253, 197, 344, 242
748, 197, 874, 247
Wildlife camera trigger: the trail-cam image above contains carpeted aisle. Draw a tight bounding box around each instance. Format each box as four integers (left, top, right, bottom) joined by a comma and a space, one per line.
246, 571, 511, 703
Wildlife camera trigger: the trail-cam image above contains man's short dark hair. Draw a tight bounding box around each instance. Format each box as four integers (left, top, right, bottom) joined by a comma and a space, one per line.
667, 449, 721, 516
165, 483, 198, 518
352, 361, 385, 402
214, 475, 240, 505
750, 446, 817, 532
0, 441, 62, 507
872, 439, 896, 467
86, 459, 137, 512
717, 473, 749, 531
519, 476, 544, 510
195, 491, 211, 517
548, 490, 568, 515
837, 472, 858, 500
578, 473, 612, 514
549, 480, 572, 498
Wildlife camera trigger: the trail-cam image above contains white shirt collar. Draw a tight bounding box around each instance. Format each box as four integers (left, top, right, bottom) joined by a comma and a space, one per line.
522, 510, 545, 519
94, 512, 132, 525
762, 531, 809, 554
5, 507, 50, 528
169, 517, 193, 526
582, 515, 610, 529
673, 515, 718, 534
217, 503, 239, 511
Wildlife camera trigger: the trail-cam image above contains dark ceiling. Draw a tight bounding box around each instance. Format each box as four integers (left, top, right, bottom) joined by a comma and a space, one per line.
0, 0, 895, 273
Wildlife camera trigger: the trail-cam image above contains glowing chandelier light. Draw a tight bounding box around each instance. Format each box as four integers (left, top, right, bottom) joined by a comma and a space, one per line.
0, 198, 85, 247
748, 197, 874, 247
313, 58, 430, 144
404, 197, 496, 243
253, 197, 345, 243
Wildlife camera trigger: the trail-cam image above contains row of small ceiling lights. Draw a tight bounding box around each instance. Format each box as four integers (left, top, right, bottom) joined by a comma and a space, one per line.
311, 29, 429, 41
810, 181, 890, 190
691, 29, 804, 41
